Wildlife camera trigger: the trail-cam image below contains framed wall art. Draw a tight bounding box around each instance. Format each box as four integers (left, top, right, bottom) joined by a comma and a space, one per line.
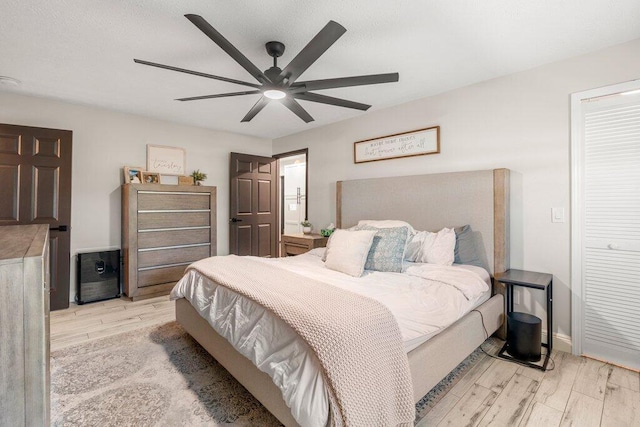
146, 144, 186, 175
354, 126, 440, 164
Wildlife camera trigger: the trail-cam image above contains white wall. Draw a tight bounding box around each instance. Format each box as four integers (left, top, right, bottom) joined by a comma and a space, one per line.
273, 38, 640, 345
0, 92, 271, 301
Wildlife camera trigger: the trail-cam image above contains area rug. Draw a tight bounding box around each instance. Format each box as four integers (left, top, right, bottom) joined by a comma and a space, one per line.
51, 322, 487, 426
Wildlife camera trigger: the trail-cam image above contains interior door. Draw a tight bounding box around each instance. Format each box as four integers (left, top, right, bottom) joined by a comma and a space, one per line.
579, 91, 640, 369
0, 124, 72, 311
229, 152, 277, 257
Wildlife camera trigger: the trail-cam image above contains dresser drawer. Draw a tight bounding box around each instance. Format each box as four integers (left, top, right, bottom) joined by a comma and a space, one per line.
138, 192, 210, 210
137, 264, 188, 287
283, 243, 311, 256
138, 228, 211, 249
281, 234, 328, 256
138, 245, 210, 268
138, 211, 210, 230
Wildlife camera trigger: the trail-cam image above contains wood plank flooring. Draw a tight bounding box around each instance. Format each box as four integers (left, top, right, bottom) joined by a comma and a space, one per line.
51, 299, 640, 426
50, 295, 174, 352
418, 347, 640, 427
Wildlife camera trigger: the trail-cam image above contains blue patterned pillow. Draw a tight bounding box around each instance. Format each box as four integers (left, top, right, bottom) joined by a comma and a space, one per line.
353, 226, 409, 272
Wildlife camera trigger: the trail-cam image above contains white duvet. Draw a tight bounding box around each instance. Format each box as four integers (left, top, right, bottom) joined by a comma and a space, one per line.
170, 248, 490, 427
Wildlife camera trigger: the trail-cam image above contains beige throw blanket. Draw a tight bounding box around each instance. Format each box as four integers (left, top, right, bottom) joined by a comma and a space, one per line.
187, 255, 414, 426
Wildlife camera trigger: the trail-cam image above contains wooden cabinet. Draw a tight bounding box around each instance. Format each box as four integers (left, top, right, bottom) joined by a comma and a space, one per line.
0, 224, 50, 426
281, 233, 328, 256
122, 184, 216, 300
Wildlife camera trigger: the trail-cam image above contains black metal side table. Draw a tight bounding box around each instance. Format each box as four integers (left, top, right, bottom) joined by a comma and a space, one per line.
495, 269, 553, 371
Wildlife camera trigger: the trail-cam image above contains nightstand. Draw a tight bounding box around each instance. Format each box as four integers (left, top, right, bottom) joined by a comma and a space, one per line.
281, 233, 328, 257
495, 269, 553, 371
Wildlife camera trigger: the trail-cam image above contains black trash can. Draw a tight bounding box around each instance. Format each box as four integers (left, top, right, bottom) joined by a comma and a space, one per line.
507, 312, 542, 362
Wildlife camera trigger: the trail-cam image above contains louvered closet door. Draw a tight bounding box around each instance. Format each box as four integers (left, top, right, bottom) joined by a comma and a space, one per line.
581, 92, 640, 370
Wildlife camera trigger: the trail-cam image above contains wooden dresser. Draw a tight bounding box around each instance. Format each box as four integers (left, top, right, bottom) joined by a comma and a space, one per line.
281, 233, 328, 256
0, 224, 50, 426
122, 184, 216, 300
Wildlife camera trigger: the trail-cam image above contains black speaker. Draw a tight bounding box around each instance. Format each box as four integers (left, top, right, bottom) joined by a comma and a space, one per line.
507, 312, 542, 362
77, 250, 121, 304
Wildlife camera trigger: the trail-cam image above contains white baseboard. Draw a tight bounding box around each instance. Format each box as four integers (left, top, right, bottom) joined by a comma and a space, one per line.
542, 331, 572, 353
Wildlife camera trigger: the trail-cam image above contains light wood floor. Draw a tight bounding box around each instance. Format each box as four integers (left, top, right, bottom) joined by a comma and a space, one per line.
51, 298, 640, 426
50, 295, 174, 352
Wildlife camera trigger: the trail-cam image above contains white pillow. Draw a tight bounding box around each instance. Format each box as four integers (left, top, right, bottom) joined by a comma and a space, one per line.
356, 220, 416, 236
324, 229, 376, 277
404, 231, 436, 261
427, 228, 456, 265
406, 227, 456, 265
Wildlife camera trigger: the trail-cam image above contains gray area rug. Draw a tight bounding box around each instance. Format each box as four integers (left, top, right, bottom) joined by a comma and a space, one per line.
51, 322, 485, 426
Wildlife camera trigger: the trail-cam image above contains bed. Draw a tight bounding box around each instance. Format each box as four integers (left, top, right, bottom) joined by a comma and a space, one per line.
173, 168, 510, 426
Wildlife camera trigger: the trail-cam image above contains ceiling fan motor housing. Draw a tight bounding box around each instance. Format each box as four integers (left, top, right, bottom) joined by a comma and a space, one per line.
265, 66, 284, 83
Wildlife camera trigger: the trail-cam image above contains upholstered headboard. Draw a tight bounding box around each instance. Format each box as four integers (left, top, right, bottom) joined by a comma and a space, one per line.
336, 169, 510, 276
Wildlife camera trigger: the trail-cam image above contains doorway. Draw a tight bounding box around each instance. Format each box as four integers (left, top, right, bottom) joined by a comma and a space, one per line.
274, 149, 308, 254
571, 80, 640, 370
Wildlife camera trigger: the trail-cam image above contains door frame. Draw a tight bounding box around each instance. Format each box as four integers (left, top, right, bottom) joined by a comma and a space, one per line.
570, 78, 640, 356
273, 148, 309, 222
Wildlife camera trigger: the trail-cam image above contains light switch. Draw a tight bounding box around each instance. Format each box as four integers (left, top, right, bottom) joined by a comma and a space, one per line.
552, 207, 565, 223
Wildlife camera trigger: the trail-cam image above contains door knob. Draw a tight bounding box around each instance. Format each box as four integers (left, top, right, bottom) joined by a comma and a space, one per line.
230, 218, 243, 223
50, 225, 68, 232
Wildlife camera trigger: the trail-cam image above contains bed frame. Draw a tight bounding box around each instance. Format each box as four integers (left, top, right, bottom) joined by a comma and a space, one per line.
176, 168, 510, 426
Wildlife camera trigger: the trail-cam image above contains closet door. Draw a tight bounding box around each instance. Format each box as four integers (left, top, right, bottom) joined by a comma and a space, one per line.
580, 92, 640, 369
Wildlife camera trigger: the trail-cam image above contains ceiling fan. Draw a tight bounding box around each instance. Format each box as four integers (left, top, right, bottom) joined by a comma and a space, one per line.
134, 14, 399, 123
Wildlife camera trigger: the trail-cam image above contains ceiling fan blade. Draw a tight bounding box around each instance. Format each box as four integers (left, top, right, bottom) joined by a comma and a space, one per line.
278, 21, 346, 84
241, 96, 270, 122
294, 92, 370, 111
134, 59, 261, 88
185, 14, 267, 84
291, 73, 399, 93
176, 90, 261, 102
281, 98, 315, 123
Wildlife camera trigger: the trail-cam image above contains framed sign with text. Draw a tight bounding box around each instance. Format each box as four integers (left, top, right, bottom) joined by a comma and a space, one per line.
146, 144, 186, 175
354, 126, 440, 164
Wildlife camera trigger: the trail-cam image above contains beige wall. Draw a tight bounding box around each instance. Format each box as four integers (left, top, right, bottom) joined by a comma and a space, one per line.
0, 92, 271, 302
273, 38, 640, 344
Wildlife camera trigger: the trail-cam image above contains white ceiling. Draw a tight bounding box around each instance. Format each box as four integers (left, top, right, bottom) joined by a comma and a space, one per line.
1, 0, 640, 139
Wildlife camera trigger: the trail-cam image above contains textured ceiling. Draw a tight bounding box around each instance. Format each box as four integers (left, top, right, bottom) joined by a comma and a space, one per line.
1, 0, 640, 139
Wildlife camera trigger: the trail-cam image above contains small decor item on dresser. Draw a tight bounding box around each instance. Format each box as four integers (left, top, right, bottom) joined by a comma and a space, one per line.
321, 222, 336, 237
301, 220, 312, 234
123, 166, 144, 184
141, 171, 160, 184
178, 175, 194, 186
191, 169, 207, 185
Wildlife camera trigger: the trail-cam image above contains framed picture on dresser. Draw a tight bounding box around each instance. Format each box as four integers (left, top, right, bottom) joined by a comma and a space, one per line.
141, 171, 160, 184
123, 166, 144, 184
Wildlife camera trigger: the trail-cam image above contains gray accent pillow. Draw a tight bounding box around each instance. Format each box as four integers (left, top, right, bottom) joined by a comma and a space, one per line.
354, 225, 409, 273
454, 225, 486, 270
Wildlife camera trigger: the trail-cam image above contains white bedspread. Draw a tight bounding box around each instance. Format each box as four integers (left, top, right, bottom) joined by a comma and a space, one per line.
170, 249, 490, 427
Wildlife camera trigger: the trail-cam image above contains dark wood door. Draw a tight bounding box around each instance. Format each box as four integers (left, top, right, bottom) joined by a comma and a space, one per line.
0, 124, 72, 310
229, 152, 277, 257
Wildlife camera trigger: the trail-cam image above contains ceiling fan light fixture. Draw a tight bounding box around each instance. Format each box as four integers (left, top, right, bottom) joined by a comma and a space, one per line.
264, 89, 286, 100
